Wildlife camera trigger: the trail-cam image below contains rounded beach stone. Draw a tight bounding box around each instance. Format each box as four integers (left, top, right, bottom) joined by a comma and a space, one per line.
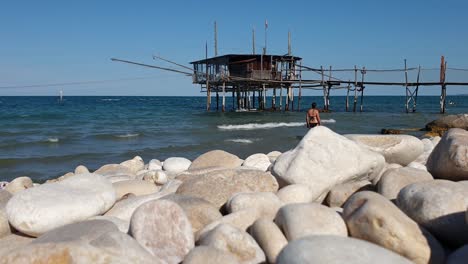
276, 235, 413, 264
196, 208, 260, 241
74, 165, 89, 175
343, 191, 445, 264
176, 169, 279, 209
377, 167, 433, 201
1, 231, 158, 264
276, 184, 315, 205
162, 194, 222, 234
267, 151, 282, 163
163, 157, 192, 173
0, 210, 10, 239
129, 199, 194, 263
325, 180, 373, 208
397, 180, 468, 247
227, 192, 282, 219
4, 176, 33, 194
242, 153, 271, 171
6, 173, 116, 237
120, 156, 145, 174
272, 127, 385, 200
148, 159, 163, 171
189, 150, 243, 170
446, 245, 468, 264
94, 163, 135, 177
274, 202, 347, 241
142, 170, 168, 185
198, 223, 265, 264
0, 190, 12, 209
345, 134, 424, 166
249, 218, 288, 264
89, 215, 130, 233
426, 128, 468, 181
0, 233, 35, 257
407, 162, 428, 171
183, 246, 240, 264
112, 180, 160, 199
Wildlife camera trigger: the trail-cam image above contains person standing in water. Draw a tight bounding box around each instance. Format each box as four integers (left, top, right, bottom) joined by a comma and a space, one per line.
306, 102, 321, 128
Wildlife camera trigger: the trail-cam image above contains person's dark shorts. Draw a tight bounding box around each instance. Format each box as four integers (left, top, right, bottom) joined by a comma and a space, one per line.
309, 123, 318, 128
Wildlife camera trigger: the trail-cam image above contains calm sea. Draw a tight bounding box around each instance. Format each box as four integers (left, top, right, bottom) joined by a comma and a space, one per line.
1, 95, 467, 182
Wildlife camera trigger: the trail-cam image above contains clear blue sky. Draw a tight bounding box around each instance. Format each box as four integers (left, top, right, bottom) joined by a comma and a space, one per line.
1, 0, 468, 96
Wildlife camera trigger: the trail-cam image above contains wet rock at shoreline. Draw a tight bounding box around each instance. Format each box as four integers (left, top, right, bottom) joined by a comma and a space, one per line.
6, 173, 116, 237
343, 191, 445, 264
426, 128, 468, 181
272, 127, 385, 200
176, 169, 279, 209
345, 134, 424, 166
276, 235, 413, 264
397, 180, 468, 247
425, 114, 468, 133
274, 203, 347, 241
189, 150, 243, 170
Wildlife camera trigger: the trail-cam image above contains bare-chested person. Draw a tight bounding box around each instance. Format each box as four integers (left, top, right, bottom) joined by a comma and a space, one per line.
306, 102, 321, 128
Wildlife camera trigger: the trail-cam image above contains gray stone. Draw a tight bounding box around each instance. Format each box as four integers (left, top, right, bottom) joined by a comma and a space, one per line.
163, 157, 192, 173
274, 203, 347, 241
446, 245, 468, 264
198, 224, 265, 264
345, 134, 424, 166
4, 176, 33, 194
343, 191, 445, 264
325, 180, 373, 207
397, 180, 468, 247
276, 235, 413, 264
183, 246, 240, 264
129, 199, 194, 263
377, 167, 433, 201
250, 218, 288, 264
6, 174, 116, 237
425, 114, 468, 131
176, 169, 279, 209
189, 150, 243, 170
427, 128, 468, 181
163, 194, 222, 233
272, 127, 385, 200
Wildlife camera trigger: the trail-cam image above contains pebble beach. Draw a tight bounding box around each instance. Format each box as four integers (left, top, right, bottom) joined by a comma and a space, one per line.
0, 114, 467, 263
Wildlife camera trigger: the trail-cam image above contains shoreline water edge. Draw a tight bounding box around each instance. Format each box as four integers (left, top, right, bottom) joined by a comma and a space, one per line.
0, 113, 467, 263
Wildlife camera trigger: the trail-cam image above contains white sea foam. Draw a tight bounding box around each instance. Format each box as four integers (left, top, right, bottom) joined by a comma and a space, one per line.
47, 137, 59, 143
101, 98, 121, 102
226, 139, 254, 144
115, 133, 139, 138
218, 119, 336, 131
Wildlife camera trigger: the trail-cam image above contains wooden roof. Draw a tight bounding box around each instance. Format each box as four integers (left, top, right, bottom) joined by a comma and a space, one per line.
190, 54, 302, 64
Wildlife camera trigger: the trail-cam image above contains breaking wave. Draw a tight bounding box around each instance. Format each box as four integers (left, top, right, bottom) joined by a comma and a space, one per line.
225, 139, 254, 144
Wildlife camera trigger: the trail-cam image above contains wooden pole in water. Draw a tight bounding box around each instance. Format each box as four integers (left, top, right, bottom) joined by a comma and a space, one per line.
404, 59, 409, 113
232, 90, 235, 110
279, 61, 283, 111
321, 66, 326, 110
346, 82, 350, 111
222, 82, 226, 112
263, 84, 266, 110
440, 56, 447, 114
298, 60, 302, 111
216, 90, 219, 111
360, 67, 366, 112
413, 66, 420, 112
252, 28, 256, 55
205, 42, 211, 111
353, 65, 358, 112
327, 66, 332, 111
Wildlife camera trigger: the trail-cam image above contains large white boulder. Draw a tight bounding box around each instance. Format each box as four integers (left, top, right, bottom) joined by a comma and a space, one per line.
345, 134, 424, 166
6, 174, 116, 237
163, 157, 192, 173
272, 126, 385, 200
189, 150, 243, 170
426, 128, 468, 181
377, 167, 433, 201
242, 153, 271, 171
